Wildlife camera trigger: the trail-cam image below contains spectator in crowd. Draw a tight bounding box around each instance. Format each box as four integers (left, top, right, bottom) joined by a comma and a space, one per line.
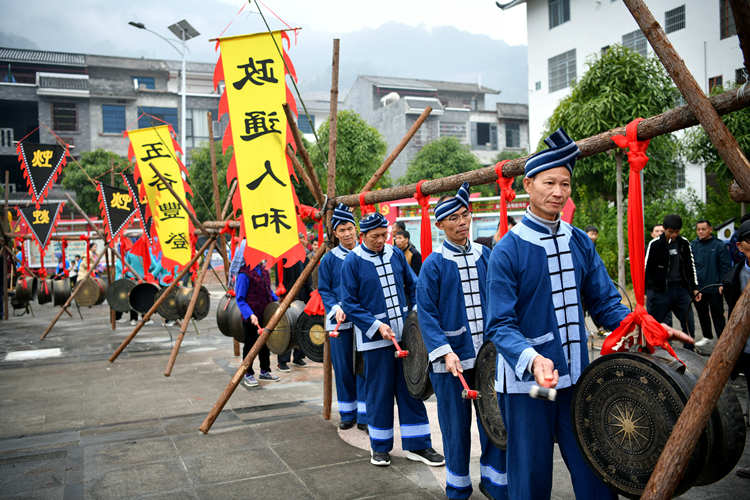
584, 225, 599, 244
691, 220, 732, 346
728, 213, 750, 265
722, 220, 750, 480
651, 224, 664, 240
70, 255, 81, 286
476, 217, 516, 248
645, 214, 700, 348
393, 230, 422, 276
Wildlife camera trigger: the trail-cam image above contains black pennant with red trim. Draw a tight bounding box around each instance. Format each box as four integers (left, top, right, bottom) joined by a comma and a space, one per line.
97, 182, 137, 241
17, 202, 64, 252
17, 142, 68, 207
121, 172, 153, 245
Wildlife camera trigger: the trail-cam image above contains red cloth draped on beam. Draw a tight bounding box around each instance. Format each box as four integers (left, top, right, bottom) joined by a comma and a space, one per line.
494, 161, 515, 240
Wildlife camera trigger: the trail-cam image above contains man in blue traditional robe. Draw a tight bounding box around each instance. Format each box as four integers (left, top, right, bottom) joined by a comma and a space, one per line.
486, 128, 692, 499
318, 203, 367, 430
417, 183, 507, 499
341, 211, 444, 468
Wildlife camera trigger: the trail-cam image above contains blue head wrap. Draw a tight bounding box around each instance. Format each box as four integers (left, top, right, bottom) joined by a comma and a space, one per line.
434, 182, 471, 222
524, 128, 579, 178
359, 212, 387, 233
331, 203, 355, 230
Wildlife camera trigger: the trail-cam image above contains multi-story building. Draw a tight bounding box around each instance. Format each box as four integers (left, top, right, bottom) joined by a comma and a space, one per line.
496, 0, 744, 201
344, 75, 529, 180
0, 47, 220, 197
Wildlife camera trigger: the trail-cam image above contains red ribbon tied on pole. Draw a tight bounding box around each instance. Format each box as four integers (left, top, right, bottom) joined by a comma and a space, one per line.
414, 180, 432, 261
601, 118, 682, 364
494, 161, 516, 240
61, 240, 68, 277
275, 260, 286, 297
359, 191, 376, 215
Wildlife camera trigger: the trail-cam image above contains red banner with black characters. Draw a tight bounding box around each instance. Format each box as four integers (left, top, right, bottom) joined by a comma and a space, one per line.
17, 142, 68, 208
96, 182, 137, 242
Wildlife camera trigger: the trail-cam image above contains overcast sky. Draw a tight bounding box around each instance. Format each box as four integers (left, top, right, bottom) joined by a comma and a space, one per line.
0, 0, 527, 62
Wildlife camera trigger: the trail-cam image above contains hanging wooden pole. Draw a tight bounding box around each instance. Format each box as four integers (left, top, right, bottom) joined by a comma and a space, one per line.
200, 243, 327, 434
360, 105, 433, 193
282, 103, 325, 203
107, 165, 116, 331
336, 87, 750, 207
39, 248, 107, 340
642, 282, 750, 498
108, 180, 237, 363
623, 0, 750, 195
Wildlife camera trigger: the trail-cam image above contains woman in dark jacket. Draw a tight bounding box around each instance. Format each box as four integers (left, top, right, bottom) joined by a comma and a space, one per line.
235, 261, 280, 387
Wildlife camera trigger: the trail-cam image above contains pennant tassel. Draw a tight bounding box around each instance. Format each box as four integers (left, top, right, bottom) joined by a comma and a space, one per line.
414, 180, 432, 261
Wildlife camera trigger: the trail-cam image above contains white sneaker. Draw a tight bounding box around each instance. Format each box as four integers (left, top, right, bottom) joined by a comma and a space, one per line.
165, 320, 176, 327
144, 319, 154, 326
695, 338, 711, 347
117, 317, 130, 324
129, 320, 137, 326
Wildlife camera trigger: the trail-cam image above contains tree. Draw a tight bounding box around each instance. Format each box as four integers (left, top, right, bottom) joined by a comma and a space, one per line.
684, 84, 747, 226
402, 137, 483, 195
309, 110, 390, 198
61, 149, 129, 215
545, 44, 681, 285
188, 142, 233, 221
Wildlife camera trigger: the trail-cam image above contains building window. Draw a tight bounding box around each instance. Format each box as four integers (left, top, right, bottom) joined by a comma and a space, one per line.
102, 104, 125, 134
622, 30, 648, 57
137, 106, 179, 132
476, 123, 490, 146
52, 103, 77, 131
601, 45, 611, 55
548, 49, 577, 92
675, 164, 685, 189
665, 5, 686, 33
298, 114, 315, 134
708, 75, 723, 92
549, 0, 570, 29
439, 121, 468, 142
506, 121, 521, 148
133, 76, 155, 90
736, 68, 747, 85
535, 81, 542, 91
720, 0, 737, 39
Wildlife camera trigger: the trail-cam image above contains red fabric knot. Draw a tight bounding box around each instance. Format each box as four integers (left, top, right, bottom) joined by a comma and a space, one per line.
414, 180, 432, 260
601, 304, 683, 365
78, 235, 90, 242
611, 118, 650, 173
494, 160, 515, 240
219, 220, 234, 235
359, 191, 376, 215
303, 289, 326, 316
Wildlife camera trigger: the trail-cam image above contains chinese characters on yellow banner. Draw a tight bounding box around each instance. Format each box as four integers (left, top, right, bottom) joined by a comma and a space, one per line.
126, 125, 195, 270
216, 31, 305, 269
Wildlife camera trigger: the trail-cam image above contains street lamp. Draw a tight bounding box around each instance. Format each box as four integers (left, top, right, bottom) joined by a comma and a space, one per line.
128, 19, 200, 160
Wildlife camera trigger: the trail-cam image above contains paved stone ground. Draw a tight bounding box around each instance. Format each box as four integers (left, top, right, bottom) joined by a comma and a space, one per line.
0, 287, 748, 499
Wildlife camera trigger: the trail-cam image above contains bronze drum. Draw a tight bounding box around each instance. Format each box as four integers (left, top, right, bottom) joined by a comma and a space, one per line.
14, 276, 37, 303
53, 278, 71, 306
400, 311, 433, 400
37, 279, 53, 305
106, 278, 137, 313
175, 285, 210, 320
129, 282, 159, 314
294, 312, 326, 363
474, 341, 507, 450
263, 300, 305, 354
216, 294, 244, 342
76, 277, 106, 307
156, 286, 181, 321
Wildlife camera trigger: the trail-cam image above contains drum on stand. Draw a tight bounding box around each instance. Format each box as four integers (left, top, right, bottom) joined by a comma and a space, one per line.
129, 282, 159, 314
474, 341, 507, 450
76, 277, 106, 307
156, 286, 182, 321
175, 285, 210, 320
294, 312, 326, 363
216, 293, 244, 342
106, 278, 137, 313
400, 311, 433, 400
263, 300, 305, 354
37, 279, 53, 305
52, 278, 71, 306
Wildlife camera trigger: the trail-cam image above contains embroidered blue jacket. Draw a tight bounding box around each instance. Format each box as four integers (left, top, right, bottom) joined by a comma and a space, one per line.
318, 245, 352, 330
341, 243, 417, 351
417, 240, 491, 373
486, 216, 629, 393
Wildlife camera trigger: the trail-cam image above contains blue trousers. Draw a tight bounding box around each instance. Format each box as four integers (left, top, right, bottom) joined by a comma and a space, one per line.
363, 346, 431, 453
431, 370, 507, 500
331, 328, 367, 424
502, 388, 616, 500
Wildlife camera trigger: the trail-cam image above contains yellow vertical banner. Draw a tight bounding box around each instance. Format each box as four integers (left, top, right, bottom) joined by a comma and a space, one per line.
216, 31, 305, 269
126, 125, 195, 271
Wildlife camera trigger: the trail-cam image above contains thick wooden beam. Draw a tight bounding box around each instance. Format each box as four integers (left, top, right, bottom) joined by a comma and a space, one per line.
642, 281, 750, 499
336, 88, 750, 207
623, 0, 750, 193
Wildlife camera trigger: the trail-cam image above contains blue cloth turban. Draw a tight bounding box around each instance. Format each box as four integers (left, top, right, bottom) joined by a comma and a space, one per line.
359, 212, 388, 233
331, 203, 355, 230
434, 182, 471, 222
524, 128, 580, 178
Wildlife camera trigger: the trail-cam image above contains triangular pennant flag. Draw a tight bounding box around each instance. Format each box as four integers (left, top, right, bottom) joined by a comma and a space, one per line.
97, 182, 137, 241
17, 202, 64, 252
121, 172, 153, 245
17, 142, 68, 207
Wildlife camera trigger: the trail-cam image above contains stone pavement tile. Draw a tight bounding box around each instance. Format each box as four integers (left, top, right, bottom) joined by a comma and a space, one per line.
195, 472, 313, 500
0, 449, 67, 496
361, 491, 440, 500
296, 460, 421, 499
139, 489, 199, 500
171, 426, 266, 457
182, 447, 288, 485
273, 431, 368, 470
253, 414, 335, 446
80, 421, 166, 447
2, 485, 65, 499
160, 410, 241, 436
83, 437, 178, 478
83, 460, 190, 500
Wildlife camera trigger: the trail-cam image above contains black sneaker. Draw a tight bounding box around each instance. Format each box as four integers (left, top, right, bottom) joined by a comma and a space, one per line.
293, 358, 307, 367
357, 423, 367, 432
277, 362, 291, 372
406, 448, 445, 466
479, 482, 495, 499
370, 451, 391, 466
339, 420, 355, 430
